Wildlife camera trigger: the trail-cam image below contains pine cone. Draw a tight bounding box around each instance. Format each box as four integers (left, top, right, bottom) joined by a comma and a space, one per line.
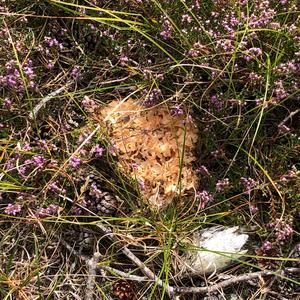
276, 275, 299, 298
112, 280, 134, 300
74, 167, 119, 216
83, 32, 94, 49
95, 191, 118, 215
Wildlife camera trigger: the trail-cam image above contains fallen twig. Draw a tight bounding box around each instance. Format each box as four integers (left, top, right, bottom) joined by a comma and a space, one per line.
172, 268, 299, 294
279, 108, 300, 128
60, 233, 300, 296
29, 82, 72, 119
86, 252, 102, 300
59, 203, 300, 296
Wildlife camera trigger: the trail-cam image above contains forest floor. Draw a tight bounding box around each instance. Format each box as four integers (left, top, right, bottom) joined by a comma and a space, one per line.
0, 1, 299, 299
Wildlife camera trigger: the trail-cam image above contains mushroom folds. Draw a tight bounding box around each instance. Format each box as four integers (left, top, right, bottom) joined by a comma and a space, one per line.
98, 99, 198, 210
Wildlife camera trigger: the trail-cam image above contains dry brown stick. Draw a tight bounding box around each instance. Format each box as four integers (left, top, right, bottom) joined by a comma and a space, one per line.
121, 246, 175, 294
61, 234, 174, 293
102, 267, 300, 295
101, 267, 300, 295
173, 270, 280, 294
103, 266, 148, 282
60, 239, 148, 282
86, 252, 102, 300
59, 240, 101, 300
94, 223, 175, 294
74, 223, 300, 296
28, 82, 72, 119
61, 239, 300, 295
62, 221, 300, 296
279, 108, 300, 127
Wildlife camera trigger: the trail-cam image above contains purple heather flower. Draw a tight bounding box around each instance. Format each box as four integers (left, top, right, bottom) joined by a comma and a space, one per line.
23, 66, 34, 79
44, 36, 59, 47
3, 98, 12, 110
77, 132, 91, 145
108, 143, 117, 155
24, 159, 32, 166
261, 240, 273, 251
138, 178, 145, 190
82, 96, 96, 112
37, 204, 60, 218
196, 165, 211, 177
244, 55, 252, 61
22, 142, 31, 151
249, 47, 262, 56
5, 60, 15, 71
18, 166, 28, 177
216, 39, 235, 53
143, 88, 161, 108
47, 62, 54, 70
187, 48, 199, 57
249, 205, 259, 214
28, 80, 36, 89
181, 14, 192, 23
71, 66, 80, 78
142, 69, 153, 80
268, 218, 294, 242
5, 203, 22, 216
32, 155, 45, 168
274, 80, 288, 100
197, 190, 214, 209
240, 177, 258, 195
210, 95, 224, 110
275, 61, 298, 75
70, 205, 84, 215
13, 69, 20, 77
216, 178, 230, 192
160, 18, 172, 40
131, 162, 139, 170
6, 75, 17, 88
50, 181, 66, 194
249, 72, 262, 81
255, 98, 265, 106
244, 47, 263, 60
90, 182, 103, 199
94, 144, 104, 157
170, 104, 185, 117
119, 54, 129, 66
69, 156, 81, 168
269, 22, 281, 29
279, 167, 299, 182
